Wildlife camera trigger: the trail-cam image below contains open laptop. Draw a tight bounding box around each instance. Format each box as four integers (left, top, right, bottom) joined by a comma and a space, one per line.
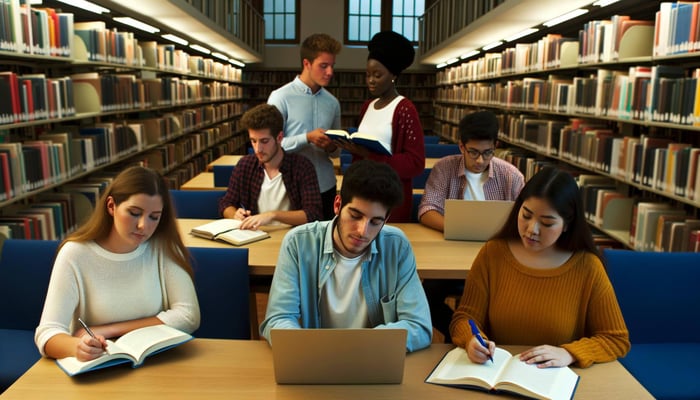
443, 199, 515, 241
270, 328, 407, 384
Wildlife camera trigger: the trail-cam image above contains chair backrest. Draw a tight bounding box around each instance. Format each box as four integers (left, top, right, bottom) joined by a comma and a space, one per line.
189, 247, 251, 339
425, 144, 460, 158
213, 165, 235, 187
412, 169, 432, 189
424, 135, 440, 144
411, 193, 422, 223
603, 249, 700, 344
0, 239, 60, 330
169, 190, 222, 219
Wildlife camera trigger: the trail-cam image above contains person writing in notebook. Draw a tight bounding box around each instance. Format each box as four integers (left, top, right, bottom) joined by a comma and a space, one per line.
260, 160, 432, 352
218, 103, 323, 229
336, 30, 425, 222
450, 167, 630, 368
35, 166, 200, 361
268, 33, 342, 220
418, 110, 525, 343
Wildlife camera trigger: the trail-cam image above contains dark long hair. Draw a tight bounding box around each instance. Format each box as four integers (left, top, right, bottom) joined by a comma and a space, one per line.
493, 167, 600, 258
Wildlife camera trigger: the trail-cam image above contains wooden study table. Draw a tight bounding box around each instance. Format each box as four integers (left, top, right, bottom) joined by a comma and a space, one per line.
178, 219, 480, 280
179, 172, 226, 191
0, 340, 653, 400
206, 154, 244, 171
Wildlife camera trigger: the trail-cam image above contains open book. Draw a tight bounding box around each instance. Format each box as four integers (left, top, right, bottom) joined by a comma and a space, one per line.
426, 347, 579, 400
56, 325, 193, 376
190, 218, 269, 246
325, 129, 392, 156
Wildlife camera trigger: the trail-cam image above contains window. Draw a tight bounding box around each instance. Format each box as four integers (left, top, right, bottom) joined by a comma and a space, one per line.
263, 0, 298, 42
346, 0, 424, 44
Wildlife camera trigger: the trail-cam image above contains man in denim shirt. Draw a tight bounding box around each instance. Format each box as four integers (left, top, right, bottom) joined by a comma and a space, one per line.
260, 160, 432, 352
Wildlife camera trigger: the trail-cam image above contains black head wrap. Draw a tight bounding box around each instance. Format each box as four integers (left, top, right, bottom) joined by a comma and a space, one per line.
367, 31, 415, 76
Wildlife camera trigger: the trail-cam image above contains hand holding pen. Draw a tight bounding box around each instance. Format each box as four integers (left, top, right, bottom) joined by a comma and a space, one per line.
468, 319, 494, 364
76, 318, 107, 360
235, 203, 251, 220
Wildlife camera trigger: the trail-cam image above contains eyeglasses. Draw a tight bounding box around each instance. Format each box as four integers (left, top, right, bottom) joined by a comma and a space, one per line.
465, 148, 495, 160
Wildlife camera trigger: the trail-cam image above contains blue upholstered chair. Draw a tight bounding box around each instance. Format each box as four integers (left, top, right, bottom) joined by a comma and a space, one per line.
340, 151, 353, 174
411, 193, 423, 223
213, 165, 235, 188
412, 169, 432, 190
604, 249, 700, 400
425, 143, 460, 158
169, 190, 222, 219
0, 239, 60, 392
424, 135, 440, 144
189, 247, 251, 340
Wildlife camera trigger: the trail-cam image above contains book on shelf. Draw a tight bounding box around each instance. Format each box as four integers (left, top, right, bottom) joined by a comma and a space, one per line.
324, 130, 392, 156
425, 346, 579, 400
190, 218, 270, 246
56, 324, 192, 377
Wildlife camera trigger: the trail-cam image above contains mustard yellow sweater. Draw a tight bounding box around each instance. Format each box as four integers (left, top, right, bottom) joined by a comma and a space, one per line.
450, 239, 630, 368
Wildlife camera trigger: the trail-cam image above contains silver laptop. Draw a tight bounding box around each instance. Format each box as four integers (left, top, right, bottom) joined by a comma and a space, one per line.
270, 328, 407, 384
443, 199, 515, 241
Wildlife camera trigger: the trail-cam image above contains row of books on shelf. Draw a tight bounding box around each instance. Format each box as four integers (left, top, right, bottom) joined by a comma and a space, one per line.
495, 152, 700, 253
0, 3, 242, 80
0, 109, 240, 202
0, 2, 73, 57
0, 70, 242, 123
500, 115, 700, 204
435, 64, 700, 126
436, 1, 700, 84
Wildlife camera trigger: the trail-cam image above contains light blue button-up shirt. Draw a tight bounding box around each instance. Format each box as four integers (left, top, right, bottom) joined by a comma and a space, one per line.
268, 76, 341, 193
260, 219, 433, 352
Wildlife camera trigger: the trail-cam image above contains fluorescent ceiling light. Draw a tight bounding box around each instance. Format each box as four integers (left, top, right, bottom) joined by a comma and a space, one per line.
592, 0, 620, 6
543, 8, 589, 27
482, 41, 504, 51
460, 50, 480, 59
446, 57, 460, 65
436, 62, 448, 69
229, 59, 245, 68
190, 44, 211, 55
56, 0, 110, 14
505, 28, 539, 42
162, 34, 188, 46
113, 16, 160, 33
212, 52, 229, 61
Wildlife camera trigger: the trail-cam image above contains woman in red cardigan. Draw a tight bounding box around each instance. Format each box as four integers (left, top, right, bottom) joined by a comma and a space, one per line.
338, 30, 425, 222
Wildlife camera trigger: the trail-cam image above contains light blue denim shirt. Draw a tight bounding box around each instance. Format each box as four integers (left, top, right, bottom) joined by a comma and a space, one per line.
260, 219, 433, 352
268, 76, 341, 193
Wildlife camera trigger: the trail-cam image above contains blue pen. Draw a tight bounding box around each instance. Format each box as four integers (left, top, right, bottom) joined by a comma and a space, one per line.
468, 319, 493, 363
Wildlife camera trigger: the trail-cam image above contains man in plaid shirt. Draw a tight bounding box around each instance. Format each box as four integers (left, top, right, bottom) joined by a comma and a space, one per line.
218, 104, 323, 229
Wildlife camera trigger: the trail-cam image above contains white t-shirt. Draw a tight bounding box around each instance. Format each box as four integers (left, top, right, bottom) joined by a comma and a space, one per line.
258, 170, 291, 224
357, 96, 404, 146
463, 170, 487, 200
319, 251, 369, 328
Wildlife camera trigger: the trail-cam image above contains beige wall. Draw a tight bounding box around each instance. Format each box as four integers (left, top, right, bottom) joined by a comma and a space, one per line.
255, 0, 430, 72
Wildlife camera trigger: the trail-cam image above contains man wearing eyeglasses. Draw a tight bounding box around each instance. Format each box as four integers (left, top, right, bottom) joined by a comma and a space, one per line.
417, 110, 524, 343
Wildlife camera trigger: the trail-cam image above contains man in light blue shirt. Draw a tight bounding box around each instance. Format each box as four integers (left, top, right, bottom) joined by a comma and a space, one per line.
260, 160, 432, 352
268, 33, 342, 220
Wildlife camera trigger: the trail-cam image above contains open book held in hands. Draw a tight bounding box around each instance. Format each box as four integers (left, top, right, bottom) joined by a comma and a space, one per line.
426, 347, 580, 400
325, 129, 392, 156
190, 218, 269, 246
56, 325, 193, 376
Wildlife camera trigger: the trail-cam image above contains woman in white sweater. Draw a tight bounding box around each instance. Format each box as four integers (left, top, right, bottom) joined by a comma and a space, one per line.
35, 166, 200, 361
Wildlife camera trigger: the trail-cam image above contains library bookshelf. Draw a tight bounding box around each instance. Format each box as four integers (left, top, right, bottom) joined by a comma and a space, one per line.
0, 4, 247, 241
241, 69, 435, 132
433, 1, 700, 252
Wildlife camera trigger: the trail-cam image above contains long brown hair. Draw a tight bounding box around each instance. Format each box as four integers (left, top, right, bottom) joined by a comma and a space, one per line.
60, 166, 192, 277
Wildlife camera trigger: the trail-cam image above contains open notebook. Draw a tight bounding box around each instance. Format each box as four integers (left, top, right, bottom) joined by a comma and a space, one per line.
270, 328, 407, 384
443, 200, 514, 241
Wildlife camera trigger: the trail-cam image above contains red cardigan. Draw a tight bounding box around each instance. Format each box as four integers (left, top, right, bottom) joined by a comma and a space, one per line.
358, 97, 425, 222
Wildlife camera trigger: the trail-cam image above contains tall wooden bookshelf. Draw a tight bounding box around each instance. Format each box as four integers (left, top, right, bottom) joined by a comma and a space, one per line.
0, 4, 247, 240
432, 1, 700, 252
242, 69, 435, 132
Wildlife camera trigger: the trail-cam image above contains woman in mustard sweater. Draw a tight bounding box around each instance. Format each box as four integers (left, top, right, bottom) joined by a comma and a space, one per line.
450, 167, 630, 368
